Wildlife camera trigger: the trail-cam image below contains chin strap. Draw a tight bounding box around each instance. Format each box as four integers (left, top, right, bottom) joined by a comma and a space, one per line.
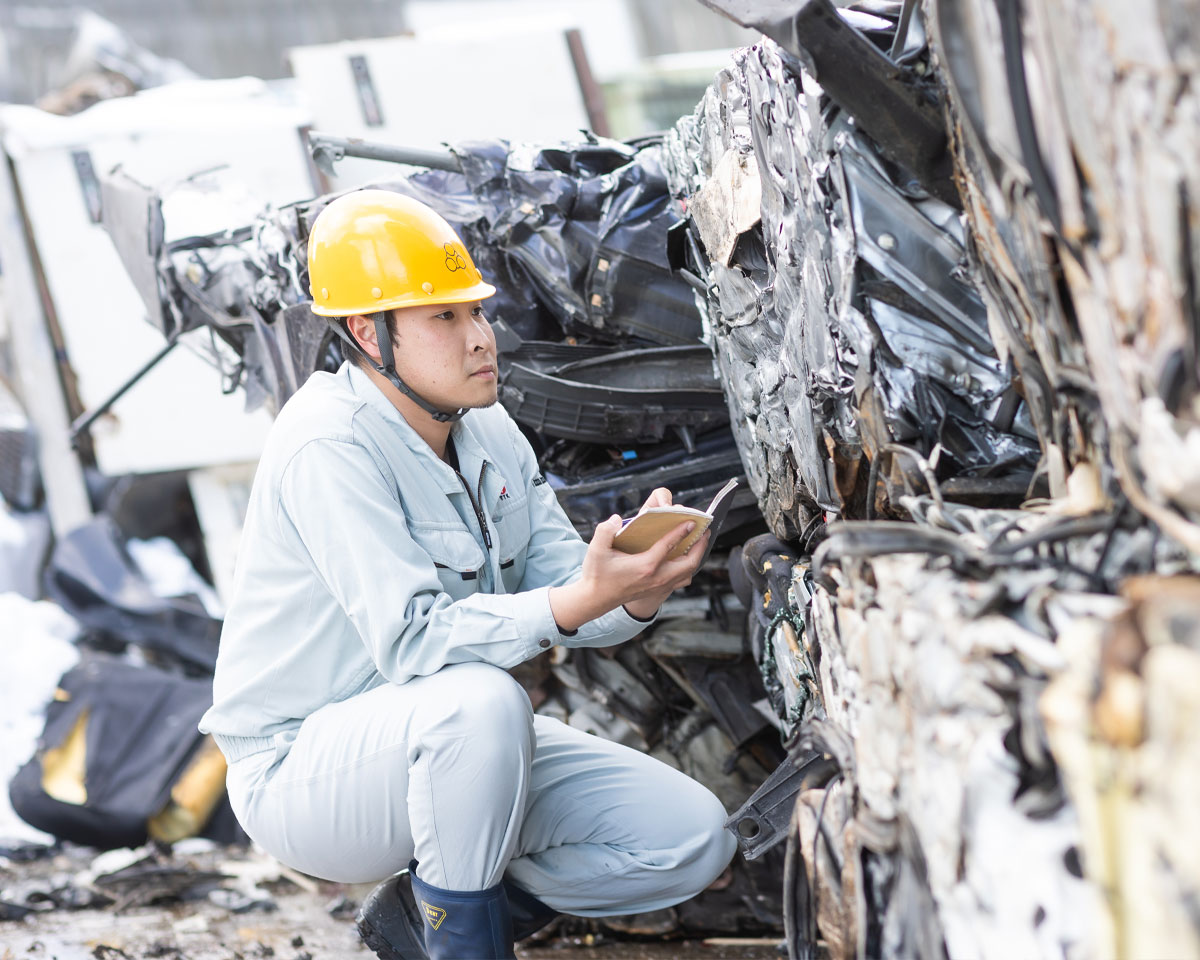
328, 313, 467, 423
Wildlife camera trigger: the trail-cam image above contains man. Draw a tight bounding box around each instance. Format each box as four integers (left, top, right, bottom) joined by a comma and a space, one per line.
199, 190, 736, 960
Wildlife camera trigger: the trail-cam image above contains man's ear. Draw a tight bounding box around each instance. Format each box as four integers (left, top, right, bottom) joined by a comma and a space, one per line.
345, 314, 380, 362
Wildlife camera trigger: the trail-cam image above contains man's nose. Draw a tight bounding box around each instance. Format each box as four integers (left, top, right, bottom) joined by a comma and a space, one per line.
469, 319, 493, 352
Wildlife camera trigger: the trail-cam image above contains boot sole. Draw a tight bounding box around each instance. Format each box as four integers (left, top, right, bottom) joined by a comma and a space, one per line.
356, 912, 424, 960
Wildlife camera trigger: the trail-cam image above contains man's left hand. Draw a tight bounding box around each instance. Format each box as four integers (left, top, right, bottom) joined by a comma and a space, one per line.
638, 487, 673, 513
625, 487, 703, 620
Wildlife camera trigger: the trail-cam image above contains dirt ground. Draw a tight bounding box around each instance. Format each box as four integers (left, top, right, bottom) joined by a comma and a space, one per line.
0, 844, 782, 960
1, 906, 781, 960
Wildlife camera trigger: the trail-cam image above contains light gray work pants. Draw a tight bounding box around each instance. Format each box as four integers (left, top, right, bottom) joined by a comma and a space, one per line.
225, 662, 736, 915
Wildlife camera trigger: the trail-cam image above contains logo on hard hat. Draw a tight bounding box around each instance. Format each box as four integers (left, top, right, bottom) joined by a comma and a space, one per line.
444, 243, 468, 273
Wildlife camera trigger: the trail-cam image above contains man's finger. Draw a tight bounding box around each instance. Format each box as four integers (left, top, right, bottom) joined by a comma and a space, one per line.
591, 513, 624, 550
660, 531, 710, 575
647, 520, 696, 564
638, 487, 673, 514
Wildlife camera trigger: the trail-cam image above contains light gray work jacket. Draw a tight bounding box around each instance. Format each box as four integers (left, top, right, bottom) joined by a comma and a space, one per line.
199, 362, 653, 764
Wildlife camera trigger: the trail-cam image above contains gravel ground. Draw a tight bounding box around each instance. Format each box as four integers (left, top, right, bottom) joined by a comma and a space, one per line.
0, 843, 782, 960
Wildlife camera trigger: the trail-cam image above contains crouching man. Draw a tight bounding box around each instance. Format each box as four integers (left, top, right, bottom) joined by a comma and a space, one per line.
199, 191, 736, 960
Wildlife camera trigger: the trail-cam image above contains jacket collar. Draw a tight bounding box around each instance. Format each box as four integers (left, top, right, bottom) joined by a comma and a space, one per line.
345, 362, 489, 496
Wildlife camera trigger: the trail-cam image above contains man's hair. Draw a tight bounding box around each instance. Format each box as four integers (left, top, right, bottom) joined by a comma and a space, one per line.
343, 311, 396, 370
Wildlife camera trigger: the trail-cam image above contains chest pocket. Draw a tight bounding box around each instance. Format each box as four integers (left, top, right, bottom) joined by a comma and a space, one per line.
408, 524, 486, 602
492, 494, 530, 593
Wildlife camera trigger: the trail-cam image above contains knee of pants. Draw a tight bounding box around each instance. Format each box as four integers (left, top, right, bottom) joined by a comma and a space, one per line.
430, 662, 535, 756
669, 789, 738, 899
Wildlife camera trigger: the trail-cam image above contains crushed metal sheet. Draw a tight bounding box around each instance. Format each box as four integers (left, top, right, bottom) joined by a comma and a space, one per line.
926, 0, 1200, 549
689, 147, 763, 266
1042, 576, 1200, 959
662, 8, 1038, 535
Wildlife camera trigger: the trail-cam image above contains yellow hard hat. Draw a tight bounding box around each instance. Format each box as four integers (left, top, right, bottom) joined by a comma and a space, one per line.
307, 189, 496, 317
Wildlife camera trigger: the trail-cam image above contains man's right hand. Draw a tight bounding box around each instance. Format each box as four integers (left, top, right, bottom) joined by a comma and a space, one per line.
548, 514, 710, 633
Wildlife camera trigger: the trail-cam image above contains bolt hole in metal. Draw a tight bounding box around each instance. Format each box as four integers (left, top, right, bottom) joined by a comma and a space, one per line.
737, 817, 762, 839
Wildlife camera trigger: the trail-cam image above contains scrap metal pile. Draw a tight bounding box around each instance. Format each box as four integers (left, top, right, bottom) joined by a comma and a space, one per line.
67, 0, 1200, 955
664, 0, 1041, 539
657, 0, 1200, 958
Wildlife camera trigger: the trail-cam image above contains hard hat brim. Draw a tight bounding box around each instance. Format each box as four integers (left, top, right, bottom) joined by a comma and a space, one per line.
310, 279, 498, 317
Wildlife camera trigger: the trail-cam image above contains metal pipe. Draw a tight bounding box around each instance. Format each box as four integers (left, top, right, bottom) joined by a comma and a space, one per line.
565, 28, 611, 137
306, 132, 462, 176
69, 336, 180, 447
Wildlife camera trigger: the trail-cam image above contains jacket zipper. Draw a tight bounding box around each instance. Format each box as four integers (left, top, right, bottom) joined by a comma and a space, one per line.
453, 460, 492, 551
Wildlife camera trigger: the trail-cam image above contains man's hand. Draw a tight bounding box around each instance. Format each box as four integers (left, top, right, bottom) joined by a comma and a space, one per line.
548, 502, 709, 633
638, 487, 673, 512
622, 486, 684, 618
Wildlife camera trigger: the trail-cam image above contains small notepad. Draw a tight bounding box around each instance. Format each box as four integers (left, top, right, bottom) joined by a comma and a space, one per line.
612, 478, 740, 561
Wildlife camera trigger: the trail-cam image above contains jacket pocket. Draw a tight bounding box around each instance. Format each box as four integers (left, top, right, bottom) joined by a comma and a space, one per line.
492, 499, 530, 593
408, 523, 485, 602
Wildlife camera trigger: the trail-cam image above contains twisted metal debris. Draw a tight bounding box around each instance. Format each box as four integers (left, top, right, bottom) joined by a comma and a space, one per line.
930, 0, 1200, 555
665, 1, 1200, 958
664, 17, 1039, 538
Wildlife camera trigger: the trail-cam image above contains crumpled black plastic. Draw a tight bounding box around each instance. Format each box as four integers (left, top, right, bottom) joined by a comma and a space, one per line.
43, 516, 221, 674
360, 137, 704, 346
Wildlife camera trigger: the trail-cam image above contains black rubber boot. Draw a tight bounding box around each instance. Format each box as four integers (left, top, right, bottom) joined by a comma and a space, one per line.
355, 866, 427, 960
356, 865, 558, 960
408, 862, 514, 960
504, 881, 559, 941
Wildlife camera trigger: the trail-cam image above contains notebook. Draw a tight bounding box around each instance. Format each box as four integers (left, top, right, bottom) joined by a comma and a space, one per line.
612, 478, 740, 562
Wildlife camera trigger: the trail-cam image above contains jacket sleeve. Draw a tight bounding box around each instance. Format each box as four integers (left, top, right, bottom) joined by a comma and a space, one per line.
278, 437, 567, 684
506, 417, 657, 647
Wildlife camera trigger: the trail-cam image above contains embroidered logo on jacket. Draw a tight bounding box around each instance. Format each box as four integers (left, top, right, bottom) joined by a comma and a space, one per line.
422, 901, 448, 930
499, 485, 510, 500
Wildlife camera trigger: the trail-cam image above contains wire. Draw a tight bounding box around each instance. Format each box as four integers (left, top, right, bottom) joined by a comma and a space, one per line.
809, 771, 845, 953
865, 452, 881, 520
1089, 496, 1129, 590
798, 512, 827, 554
988, 512, 1115, 556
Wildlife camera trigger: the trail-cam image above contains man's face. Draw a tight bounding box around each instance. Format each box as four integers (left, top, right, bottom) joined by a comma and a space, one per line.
390, 300, 498, 412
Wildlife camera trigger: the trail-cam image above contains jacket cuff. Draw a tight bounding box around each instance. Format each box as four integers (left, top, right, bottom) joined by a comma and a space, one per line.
622, 604, 658, 623
514, 586, 568, 658
565, 601, 658, 648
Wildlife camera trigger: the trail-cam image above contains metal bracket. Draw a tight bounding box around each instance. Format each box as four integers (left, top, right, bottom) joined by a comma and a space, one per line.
348, 55, 384, 127
725, 749, 839, 860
